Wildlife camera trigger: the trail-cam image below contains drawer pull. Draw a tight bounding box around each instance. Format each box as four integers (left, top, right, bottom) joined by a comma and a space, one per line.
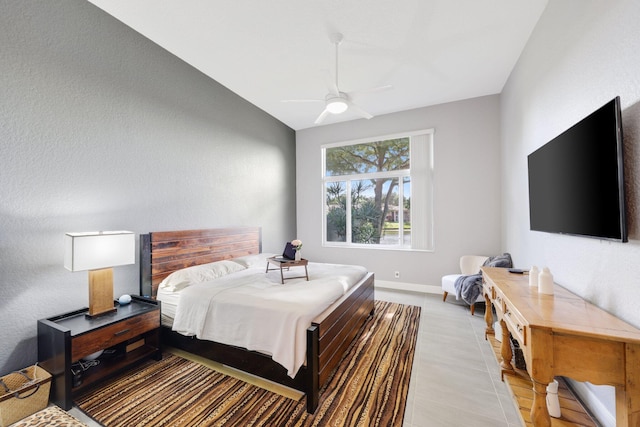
114, 329, 130, 337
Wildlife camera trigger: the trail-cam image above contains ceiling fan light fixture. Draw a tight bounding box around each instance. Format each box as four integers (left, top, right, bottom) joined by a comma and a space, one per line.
326, 97, 348, 114
286, 32, 386, 124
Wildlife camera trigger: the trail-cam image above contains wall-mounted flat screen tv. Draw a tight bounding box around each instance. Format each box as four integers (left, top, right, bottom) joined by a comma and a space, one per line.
527, 96, 627, 242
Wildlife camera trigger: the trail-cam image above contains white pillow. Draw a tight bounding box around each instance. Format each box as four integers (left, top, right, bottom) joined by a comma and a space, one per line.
159, 260, 246, 292
231, 253, 277, 268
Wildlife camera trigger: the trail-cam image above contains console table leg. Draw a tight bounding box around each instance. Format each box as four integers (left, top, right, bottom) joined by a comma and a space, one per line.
617, 342, 640, 426
531, 379, 551, 427
499, 319, 514, 378
484, 292, 493, 339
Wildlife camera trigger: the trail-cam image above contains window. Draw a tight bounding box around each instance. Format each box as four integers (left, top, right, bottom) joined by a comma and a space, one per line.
322, 130, 434, 250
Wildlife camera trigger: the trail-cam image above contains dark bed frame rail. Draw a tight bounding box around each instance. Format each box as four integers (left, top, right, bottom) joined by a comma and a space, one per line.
139, 227, 374, 413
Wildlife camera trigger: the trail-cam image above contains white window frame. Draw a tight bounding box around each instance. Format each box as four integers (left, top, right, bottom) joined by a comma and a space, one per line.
321, 129, 434, 251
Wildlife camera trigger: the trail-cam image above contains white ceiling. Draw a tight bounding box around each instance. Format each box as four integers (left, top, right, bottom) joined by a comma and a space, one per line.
87, 0, 548, 130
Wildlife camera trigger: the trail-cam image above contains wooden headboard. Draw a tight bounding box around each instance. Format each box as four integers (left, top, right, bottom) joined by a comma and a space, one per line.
139, 227, 262, 298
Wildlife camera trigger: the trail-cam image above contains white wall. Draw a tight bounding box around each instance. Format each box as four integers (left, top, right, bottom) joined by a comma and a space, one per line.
296, 95, 503, 289
501, 1, 640, 424
0, 1, 295, 373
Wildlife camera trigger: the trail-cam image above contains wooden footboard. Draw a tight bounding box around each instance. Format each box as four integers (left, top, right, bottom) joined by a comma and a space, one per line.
139, 227, 374, 414
306, 272, 375, 412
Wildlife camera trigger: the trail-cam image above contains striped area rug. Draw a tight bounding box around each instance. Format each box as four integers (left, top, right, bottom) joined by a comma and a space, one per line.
76, 301, 420, 426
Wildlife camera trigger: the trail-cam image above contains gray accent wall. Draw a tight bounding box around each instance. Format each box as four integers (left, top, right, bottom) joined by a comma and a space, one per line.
0, 1, 295, 373
501, 1, 640, 425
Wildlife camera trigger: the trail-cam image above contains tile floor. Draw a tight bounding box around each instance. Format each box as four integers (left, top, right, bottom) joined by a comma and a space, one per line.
376, 289, 522, 427
69, 289, 522, 426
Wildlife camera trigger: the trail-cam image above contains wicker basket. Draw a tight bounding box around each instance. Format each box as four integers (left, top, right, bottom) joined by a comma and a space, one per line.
0, 365, 51, 427
509, 335, 527, 370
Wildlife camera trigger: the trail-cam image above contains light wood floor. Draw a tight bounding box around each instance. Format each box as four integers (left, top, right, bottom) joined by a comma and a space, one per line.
486, 330, 596, 426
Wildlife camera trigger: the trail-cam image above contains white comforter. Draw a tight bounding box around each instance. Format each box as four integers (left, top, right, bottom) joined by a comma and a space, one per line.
169, 261, 367, 377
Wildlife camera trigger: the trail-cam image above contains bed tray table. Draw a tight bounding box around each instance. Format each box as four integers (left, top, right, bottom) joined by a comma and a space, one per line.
266, 256, 309, 284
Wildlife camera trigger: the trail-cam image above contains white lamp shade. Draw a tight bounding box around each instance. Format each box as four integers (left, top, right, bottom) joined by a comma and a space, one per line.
64, 231, 135, 271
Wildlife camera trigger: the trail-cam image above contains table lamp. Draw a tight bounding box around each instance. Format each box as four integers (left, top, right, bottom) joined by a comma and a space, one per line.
64, 231, 135, 318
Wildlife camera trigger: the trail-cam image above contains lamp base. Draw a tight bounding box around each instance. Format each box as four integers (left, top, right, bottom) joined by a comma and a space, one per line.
87, 268, 117, 318
85, 308, 117, 319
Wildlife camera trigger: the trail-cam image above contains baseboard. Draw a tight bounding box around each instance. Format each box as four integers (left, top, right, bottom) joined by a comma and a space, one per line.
375, 280, 441, 295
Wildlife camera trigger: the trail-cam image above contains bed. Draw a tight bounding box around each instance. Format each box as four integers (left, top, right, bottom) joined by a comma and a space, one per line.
139, 227, 375, 413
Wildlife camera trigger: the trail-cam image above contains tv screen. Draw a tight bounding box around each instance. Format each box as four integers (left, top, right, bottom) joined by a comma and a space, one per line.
527, 97, 627, 242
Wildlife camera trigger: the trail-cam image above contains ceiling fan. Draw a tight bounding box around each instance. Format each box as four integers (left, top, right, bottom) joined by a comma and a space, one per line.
283, 33, 392, 125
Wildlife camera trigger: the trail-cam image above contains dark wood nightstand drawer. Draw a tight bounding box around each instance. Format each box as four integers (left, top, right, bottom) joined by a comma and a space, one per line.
72, 311, 159, 361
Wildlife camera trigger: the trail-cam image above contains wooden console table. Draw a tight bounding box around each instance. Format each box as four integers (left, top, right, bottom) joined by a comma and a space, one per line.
482, 266, 640, 427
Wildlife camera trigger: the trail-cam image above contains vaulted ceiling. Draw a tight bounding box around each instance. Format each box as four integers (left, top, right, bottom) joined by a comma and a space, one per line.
87, 0, 548, 130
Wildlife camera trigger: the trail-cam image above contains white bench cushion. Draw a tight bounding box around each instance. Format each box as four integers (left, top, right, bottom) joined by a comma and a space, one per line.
442, 274, 484, 302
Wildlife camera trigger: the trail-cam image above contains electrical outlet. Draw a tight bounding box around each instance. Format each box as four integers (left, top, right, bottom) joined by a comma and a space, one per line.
394, 271, 400, 279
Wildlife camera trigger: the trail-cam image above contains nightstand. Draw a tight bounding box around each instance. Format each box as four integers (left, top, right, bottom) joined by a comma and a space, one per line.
37, 295, 161, 410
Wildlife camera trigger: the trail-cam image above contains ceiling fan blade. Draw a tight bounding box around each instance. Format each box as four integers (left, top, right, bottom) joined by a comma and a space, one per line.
325, 70, 339, 95
281, 99, 322, 103
347, 100, 373, 120
350, 84, 393, 96
314, 107, 331, 124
